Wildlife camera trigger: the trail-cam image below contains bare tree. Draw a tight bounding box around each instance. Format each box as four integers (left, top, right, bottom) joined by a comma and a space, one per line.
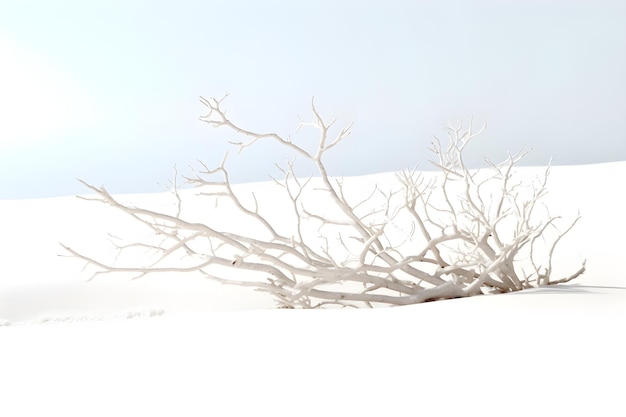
62, 95, 585, 308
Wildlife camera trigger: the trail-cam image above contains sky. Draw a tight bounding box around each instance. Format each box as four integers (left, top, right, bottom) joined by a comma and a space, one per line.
0, 0, 625, 199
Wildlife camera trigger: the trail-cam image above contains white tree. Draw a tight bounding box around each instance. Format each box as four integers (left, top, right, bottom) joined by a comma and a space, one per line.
62, 95, 585, 308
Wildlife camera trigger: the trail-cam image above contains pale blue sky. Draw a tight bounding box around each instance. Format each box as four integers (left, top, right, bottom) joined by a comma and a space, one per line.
1, 0, 625, 198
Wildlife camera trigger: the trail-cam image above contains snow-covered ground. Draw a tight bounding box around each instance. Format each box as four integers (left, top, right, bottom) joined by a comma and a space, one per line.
1, 162, 625, 416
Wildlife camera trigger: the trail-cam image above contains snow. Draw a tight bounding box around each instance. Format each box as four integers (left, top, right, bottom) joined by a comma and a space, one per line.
1, 162, 625, 416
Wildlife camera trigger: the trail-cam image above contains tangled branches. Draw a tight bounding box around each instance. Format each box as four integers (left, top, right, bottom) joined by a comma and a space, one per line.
63, 96, 585, 308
